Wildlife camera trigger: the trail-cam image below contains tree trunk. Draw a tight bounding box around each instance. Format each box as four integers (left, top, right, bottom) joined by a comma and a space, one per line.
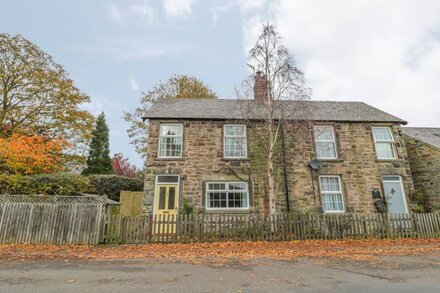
264, 121, 277, 217
267, 156, 276, 215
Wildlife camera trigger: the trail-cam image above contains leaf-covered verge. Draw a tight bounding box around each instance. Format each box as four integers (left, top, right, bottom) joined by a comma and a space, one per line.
0, 239, 439, 264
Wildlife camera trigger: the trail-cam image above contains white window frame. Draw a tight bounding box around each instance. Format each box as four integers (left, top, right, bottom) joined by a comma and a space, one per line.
205, 181, 249, 211
314, 125, 337, 160
319, 175, 345, 213
223, 124, 247, 159
372, 127, 396, 160
158, 124, 183, 159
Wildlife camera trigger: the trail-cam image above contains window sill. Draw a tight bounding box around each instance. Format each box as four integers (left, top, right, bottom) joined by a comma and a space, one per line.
204, 209, 251, 214
318, 158, 344, 162
221, 158, 250, 162
155, 158, 184, 161
375, 158, 400, 162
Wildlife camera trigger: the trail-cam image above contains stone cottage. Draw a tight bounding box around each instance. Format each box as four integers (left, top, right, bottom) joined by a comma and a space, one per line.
402, 127, 440, 212
142, 78, 415, 216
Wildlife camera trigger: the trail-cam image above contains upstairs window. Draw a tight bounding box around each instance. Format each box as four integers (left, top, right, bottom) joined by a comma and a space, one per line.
314, 126, 337, 159
319, 176, 344, 213
224, 125, 247, 158
372, 127, 395, 159
206, 182, 249, 210
158, 124, 183, 158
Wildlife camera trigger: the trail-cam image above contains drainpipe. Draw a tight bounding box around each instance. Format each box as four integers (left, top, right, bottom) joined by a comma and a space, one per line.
281, 124, 290, 212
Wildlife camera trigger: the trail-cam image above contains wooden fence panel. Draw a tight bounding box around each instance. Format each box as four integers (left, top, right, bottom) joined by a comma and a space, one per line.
0, 202, 104, 245
99, 212, 440, 244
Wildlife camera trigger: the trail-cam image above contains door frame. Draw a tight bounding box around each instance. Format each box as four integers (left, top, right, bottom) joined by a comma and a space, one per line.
153, 174, 180, 216
381, 175, 409, 214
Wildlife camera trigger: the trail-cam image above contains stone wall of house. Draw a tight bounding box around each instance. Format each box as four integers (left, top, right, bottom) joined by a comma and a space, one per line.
144, 120, 252, 214
403, 136, 440, 211
145, 119, 415, 214
283, 123, 415, 213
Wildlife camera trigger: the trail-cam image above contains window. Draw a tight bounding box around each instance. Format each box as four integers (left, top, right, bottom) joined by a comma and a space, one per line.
157, 175, 179, 183
206, 182, 249, 210
314, 126, 337, 159
372, 127, 395, 159
319, 176, 344, 213
224, 125, 247, 158
158, 124, 183, 158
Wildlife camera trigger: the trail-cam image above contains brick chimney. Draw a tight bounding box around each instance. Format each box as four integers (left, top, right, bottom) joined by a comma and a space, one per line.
254, 71, 270, 102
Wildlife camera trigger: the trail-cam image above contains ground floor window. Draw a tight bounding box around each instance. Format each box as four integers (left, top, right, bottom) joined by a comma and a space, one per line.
205, 182, 249, 210
319, 175, 344, 213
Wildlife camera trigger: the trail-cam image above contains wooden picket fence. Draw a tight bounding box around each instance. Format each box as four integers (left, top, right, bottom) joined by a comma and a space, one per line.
101, 212, 440, 244
0, 196, 105, 245
1, 194, 440, 245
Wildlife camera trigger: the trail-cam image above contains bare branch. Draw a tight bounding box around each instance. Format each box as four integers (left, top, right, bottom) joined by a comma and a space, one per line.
235, 22, 312, 215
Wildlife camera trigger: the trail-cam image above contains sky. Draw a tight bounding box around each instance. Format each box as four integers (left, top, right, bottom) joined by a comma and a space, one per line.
2, 0, 440, 167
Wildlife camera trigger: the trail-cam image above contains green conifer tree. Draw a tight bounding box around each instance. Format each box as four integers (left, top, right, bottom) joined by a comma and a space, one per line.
82, 113, 114, 175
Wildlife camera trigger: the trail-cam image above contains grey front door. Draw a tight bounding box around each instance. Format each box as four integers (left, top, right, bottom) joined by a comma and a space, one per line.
382, 176, 408, 214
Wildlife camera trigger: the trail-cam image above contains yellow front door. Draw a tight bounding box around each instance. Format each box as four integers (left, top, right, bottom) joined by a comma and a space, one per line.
155, 184, 178, 234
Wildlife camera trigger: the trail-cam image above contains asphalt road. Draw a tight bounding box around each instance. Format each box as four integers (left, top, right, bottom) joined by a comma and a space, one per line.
0, 256, 439, 292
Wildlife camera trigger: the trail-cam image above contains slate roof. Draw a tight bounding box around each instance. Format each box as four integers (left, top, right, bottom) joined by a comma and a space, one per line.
143, 98, 407, 124
402, 127, 440, 149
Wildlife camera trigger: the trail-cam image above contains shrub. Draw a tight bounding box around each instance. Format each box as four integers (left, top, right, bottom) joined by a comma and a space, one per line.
29, 173, 91, 195
0, 174, 33, 194
87, 175, 143, 201
0, 173, 144, 200
179, 198, 196, 216
0, 173, 90, 195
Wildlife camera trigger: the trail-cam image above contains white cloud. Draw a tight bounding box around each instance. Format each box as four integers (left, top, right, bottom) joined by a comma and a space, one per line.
129, 0, 155, 23
241, 0, 440, 127
163, 0, 197, 20
81, 95, 111, 116
108, 1, 155, 24
241, 14, 267, 52
237, 0, 266, 13
211, 1, 235, 25
100, 36, 185, 60
129, 76, 139, 91
211, 0, 267, 24
108, 3, 122, 23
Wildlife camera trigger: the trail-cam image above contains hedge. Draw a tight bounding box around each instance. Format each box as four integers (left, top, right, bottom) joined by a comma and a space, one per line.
0, 173, 143, 201
0, 173, 90, 195
87, 175, 144, 201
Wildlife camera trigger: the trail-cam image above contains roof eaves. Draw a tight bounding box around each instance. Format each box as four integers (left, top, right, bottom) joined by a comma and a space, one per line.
142, 116, 406, 124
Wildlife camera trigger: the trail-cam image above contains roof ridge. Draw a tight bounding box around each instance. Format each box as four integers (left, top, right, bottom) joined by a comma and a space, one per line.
162, 98, 370, 103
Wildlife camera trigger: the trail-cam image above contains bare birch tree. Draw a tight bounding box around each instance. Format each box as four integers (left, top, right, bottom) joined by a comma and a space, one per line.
236, 23, 311, 216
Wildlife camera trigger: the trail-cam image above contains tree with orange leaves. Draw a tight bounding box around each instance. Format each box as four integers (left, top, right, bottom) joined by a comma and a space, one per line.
0, 33, 94, 160
0, 133, 66, 175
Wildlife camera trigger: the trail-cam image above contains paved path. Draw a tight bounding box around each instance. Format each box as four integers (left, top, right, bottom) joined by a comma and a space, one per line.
0, 256, 439, 292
